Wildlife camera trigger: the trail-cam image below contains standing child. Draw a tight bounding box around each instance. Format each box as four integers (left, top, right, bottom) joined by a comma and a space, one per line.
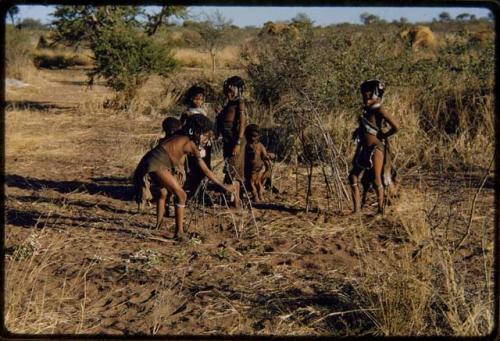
244, 124, 276, 202
216, 76, 246, 207
180, 85, 213, 197
349, 79, 400, 215
134, 114, 237, 240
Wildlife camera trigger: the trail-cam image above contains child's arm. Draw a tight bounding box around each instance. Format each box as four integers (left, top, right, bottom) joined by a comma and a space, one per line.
186, 141, 233, 193
378, 107, 400, 139
234, 100, 246, 154
260, 143, 275, 161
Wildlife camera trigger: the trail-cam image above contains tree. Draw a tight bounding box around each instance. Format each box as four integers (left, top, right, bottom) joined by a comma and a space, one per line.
50, 5, 182, 108
144, 6, 186, 35
456, 13, 471, 21
360, 12, 384, 25
16, 18, 47, 30
7, 5, 19, 26
438, 11, 452, 22
192, 10, 232, 75
291, 12, 313, 30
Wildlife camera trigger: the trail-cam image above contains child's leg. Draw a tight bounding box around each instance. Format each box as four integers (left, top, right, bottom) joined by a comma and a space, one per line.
349, 166, 363, 213
152, 170, 187, 237
233, 181, 241, 208
372, 149, 385, 214
165, 190, 172, 217
257, 167, 266, 201
249, 174, 260, 202
155, 188, 167, 229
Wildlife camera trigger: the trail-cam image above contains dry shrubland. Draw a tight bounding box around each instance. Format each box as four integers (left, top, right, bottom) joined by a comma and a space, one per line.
4, 18, 495, 337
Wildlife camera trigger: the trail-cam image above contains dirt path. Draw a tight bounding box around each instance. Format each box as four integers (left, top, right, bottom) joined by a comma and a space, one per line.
4, 68, 495, 336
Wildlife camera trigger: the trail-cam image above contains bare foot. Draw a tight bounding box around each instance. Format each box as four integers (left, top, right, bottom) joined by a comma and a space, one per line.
233, 193, 241, 209
173, 234, 186, 243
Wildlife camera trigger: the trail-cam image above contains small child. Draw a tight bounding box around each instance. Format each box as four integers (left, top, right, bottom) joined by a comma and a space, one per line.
134, 114, 237, 240
244, 124, 276, 202
216, 76, 246, 207
180, 85, 213, 197
349, 79, 399, 215
159, 117, 182, 144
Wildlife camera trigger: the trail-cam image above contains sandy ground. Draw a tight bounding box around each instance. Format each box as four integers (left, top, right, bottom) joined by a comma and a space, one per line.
4, 68, 495, 336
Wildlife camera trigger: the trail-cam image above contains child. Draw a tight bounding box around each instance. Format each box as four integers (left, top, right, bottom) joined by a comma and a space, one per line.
216, 76, 246, 207
244, 124, 276, 202
159, 117, 182, 144
180, 85, 213, 197
158, 117, 182, 216
349, 79, 399, 215
134, 114, 237, 240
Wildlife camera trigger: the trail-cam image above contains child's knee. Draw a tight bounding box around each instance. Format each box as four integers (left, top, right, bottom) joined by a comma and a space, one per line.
175, 189, 187, 204
349, 173, 359, 185
159, 188, 168, 199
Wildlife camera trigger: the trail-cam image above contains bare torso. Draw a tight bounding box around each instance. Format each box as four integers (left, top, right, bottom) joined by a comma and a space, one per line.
360, 107, 384, 147
158, 135, 194, 166
246, 142, 265, 173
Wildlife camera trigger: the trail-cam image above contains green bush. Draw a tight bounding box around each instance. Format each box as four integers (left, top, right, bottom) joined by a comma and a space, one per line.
91, 24, 176, 108
243, 23, 494, 170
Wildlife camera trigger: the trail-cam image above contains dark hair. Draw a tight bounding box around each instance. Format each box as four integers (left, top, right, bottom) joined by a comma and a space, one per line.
183, 85, 205, 106
223, 76, 245, 97
182, 114, 214, 142
244, 124, 259, 141
162, 117, 182, 135
360, 79, 385, 99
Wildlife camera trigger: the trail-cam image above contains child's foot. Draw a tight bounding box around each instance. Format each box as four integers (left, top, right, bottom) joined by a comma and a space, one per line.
233, 194, 241, 209
173, 234, 186, 243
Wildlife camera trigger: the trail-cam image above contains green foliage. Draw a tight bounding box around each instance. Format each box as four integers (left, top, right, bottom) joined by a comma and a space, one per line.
360, 12, 386, 25
91, 24, 176, 104
16, 18, 48, 30
244, 23, 494, 169
51, 5, 181, 108
291, 12, 314, 30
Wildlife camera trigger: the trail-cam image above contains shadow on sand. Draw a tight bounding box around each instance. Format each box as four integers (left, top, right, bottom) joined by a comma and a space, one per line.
5, 174, 133, 201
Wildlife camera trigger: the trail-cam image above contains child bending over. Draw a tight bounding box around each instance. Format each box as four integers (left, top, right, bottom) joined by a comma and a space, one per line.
134, 114, 237, 240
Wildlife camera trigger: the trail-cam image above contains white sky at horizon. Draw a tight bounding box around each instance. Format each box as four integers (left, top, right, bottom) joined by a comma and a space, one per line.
12, 5, 492, 27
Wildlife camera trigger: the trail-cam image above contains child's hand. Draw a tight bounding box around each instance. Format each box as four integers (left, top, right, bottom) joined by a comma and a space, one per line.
224, 184, 235, 194
232, 145, 240, 156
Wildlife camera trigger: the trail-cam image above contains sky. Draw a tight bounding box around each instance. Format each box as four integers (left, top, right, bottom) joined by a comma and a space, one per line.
14, 5, 492, 27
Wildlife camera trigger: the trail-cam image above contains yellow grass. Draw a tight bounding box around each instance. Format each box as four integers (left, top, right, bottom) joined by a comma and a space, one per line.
173, 46, 241, 69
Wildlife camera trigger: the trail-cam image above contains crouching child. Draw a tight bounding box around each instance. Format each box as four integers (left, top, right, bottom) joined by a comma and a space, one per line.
134, 114, 238, 240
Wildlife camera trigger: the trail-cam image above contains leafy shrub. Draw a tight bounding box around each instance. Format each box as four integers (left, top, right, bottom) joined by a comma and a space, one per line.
243, 24, 494, 170
91, 24, 176, 108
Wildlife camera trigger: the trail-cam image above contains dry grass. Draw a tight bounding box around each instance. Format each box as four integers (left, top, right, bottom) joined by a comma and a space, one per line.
173, 46, 241, 69
33, 49, 93, 69
4, 39, 495, 337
